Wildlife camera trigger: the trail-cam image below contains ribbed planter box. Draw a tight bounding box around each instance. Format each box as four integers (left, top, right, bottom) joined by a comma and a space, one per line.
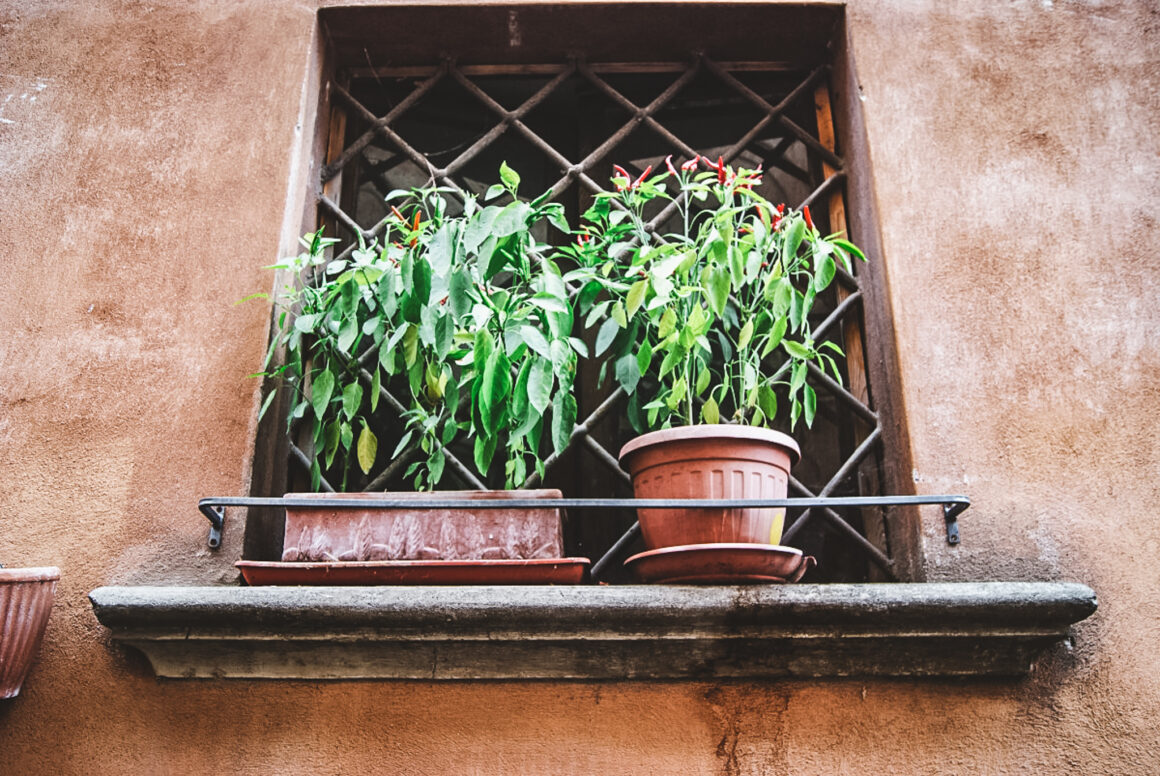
0, 567, 59, 698
280, 490, 565, 562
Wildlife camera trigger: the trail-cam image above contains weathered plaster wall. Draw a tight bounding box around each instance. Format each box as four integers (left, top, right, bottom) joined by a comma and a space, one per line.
0, 0, 1157, 773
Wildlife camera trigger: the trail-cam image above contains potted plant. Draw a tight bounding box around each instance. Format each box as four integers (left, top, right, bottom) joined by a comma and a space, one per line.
569, 157, 865, 570
0, 564, 59, 698
247, 164, 586, 578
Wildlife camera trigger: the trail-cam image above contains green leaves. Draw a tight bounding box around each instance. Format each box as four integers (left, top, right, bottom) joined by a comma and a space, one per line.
615, 353, 641, 394
342, 382, 363, 420
701, 396, 720, 424
356, 423, 378, 474
262, 160, 870, 492
479, 347, 512, 436
527, 357, 554, 415
595, 317, 620, 357
626, 278, 649, 318
499, 160, 521, 193
703, 265, 731, 316
551, 392, 577, 454
311, 368, 335, 418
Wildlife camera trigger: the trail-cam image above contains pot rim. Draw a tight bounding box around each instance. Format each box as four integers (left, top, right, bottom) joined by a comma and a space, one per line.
0, 566, 60, 583
619, 424, 801, 467
285, 489, 563, 500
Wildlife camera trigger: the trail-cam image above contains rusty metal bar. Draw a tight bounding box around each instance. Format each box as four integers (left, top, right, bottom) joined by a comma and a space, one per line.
451, 67, 579, 181
442, 63, 577, 179
324, 66, 448, 182
287, 442, 336, 493
355, 363, 487, 491
783, 426, 884, 546
805, 361, 878, 426
363, 440, 418, 492
520, 387, 627, 489
334, 80, 468, 201
318, 193, 371, 241
798, 170, 847, 214
590, 521, 641, 581
577, 60, 701, 160
581, 435, 632, 484
702, 59, 844, 171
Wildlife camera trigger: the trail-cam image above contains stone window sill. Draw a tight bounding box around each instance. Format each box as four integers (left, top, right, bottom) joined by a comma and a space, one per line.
88, 582, 1096, 680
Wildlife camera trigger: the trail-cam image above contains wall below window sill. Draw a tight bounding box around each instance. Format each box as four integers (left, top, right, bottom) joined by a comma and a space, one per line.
88, 582, 1095, 680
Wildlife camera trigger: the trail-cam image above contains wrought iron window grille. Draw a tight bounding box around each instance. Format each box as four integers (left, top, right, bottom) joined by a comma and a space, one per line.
251, 45, 930, 583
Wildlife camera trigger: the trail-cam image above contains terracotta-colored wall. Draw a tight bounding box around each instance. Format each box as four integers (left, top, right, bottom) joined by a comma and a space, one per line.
1, 1, 1157, 772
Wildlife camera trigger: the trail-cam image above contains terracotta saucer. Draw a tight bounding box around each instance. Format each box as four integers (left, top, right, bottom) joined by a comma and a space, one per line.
624, 543, 816, 584
237, 558, 589, 586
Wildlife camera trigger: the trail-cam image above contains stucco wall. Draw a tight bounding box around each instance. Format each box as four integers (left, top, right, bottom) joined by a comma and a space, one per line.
1, 0, 1157, 773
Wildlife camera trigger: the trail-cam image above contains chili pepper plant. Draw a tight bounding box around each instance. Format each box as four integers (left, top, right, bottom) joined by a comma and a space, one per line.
569, 156, 866, 434
256, 164, 581, 491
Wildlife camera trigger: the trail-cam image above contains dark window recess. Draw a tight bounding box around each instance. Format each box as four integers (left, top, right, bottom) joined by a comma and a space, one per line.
251, 5, 910, 583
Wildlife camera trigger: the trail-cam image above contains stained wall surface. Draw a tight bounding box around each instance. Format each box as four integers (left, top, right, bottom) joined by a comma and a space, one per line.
0, 1, 1157, 773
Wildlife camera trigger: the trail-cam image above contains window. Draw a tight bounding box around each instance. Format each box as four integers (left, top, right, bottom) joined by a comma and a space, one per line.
246, 3, 921, 583
91, 5, 1098, 682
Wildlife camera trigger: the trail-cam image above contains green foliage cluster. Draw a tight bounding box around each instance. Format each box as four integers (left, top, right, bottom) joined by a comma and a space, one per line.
254, 160, 866, 491
256, 164, 580, 491
563, 157, 865, 433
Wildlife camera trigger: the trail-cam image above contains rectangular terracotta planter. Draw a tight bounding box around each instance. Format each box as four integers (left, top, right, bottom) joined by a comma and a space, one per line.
281, 490, 565, 562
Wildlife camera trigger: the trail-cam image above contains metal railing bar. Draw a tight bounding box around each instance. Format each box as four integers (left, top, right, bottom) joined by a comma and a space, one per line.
577, 61, 701, 160
798, 170, 847, 214
590, 520, 641, 581
324, 67, 448, 182
805, 361, 878, 425
782, 427, 883, 543
201, 493, 968, 517
749, 135, 802, 178
287, 442, 337, 493
782, 474, 895, 576
333, 83, 469, 203
451, 69, 579, 179
581, 435, 632, 485
537, 62, 701, 202
364, 440, 419, 491
354, 363, 487, 491
757, 150, 812, 184
702, 59, 844, 171
520, 387, 627, 488
318, 194, 372, 241
442, 63, 577, 179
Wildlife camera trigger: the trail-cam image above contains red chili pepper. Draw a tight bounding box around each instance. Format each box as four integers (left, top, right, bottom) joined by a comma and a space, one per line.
681, 157, 699, 172
632, 165, 653, 189
391, 205, 407, 223
717, 156, 726, 184
612, 164, 631, 191
803, 205, 814, 231
664, 155, 678, 176
776, 203, 786, 215
412, 210, 421, 232
772, 216, 782, 231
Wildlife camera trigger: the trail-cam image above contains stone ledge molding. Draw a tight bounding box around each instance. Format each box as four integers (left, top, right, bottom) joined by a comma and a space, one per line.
88, 582, 1096, 680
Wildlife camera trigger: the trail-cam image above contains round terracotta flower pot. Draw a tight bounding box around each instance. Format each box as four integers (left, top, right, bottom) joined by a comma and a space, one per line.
0, 566, 59, 699
619, 425, 800, 550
